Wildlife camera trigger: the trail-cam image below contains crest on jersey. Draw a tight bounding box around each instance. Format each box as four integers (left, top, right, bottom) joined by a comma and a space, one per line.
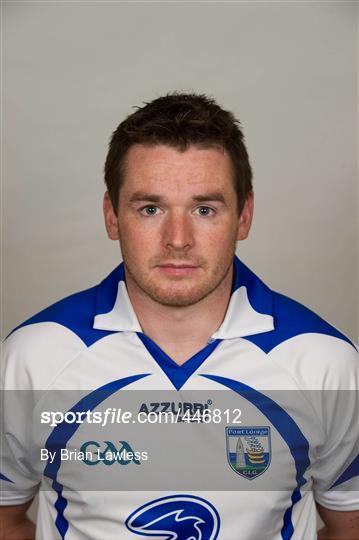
125, 494, 220, 539
226, 426, 271, 480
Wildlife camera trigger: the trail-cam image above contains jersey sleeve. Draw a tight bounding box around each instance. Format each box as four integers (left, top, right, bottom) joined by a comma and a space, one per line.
1, 322, 85, 506
1, 333, 41, 505
311, 340, 359, 510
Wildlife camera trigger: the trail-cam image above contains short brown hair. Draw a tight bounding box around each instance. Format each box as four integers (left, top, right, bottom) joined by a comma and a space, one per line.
104, 92, 253, 214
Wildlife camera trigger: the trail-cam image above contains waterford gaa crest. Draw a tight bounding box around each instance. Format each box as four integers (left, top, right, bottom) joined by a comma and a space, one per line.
226, 426, 271, 480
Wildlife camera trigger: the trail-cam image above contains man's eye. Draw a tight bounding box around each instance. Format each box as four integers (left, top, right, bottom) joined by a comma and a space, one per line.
140, 205, 160, 216
195, 206, 215, 216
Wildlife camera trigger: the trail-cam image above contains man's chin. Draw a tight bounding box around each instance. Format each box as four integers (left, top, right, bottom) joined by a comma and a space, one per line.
147, 296, 206, 308
144, 284, 217, 308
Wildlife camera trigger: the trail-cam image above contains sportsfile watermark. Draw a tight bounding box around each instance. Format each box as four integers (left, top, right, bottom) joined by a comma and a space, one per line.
1, 390, 357, 491
40, 405, 243, 427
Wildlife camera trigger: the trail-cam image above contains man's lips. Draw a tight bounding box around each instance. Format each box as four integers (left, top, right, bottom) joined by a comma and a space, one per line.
156, 263, 200, 276
158, 264, 198, 268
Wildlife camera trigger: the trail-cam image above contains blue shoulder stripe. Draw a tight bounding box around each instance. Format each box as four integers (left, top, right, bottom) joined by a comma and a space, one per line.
10, 266, 126, 347
243, 292, 354, 353
11, 285, 116, 348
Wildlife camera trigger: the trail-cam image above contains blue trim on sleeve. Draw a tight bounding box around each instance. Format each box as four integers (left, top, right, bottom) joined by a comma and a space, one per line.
330, 454, 359, 489
201, 374, 310, 540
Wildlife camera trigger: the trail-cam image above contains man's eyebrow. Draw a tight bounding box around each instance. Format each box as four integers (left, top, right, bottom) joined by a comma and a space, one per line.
192, 193, 226, 204
129, 192, 162, 203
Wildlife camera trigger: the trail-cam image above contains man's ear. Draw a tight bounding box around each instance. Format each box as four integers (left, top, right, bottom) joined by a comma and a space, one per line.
103, 192, 119, 240
237, 192, 254, 241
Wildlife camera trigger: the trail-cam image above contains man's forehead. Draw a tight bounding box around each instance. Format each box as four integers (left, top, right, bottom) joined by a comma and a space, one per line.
122, 143, 234, 188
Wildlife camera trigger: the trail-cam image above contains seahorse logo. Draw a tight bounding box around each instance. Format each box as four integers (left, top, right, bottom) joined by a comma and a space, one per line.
125, 495, 220, 539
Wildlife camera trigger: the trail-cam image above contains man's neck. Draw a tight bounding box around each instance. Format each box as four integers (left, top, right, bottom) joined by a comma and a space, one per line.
125, 268, 233, 365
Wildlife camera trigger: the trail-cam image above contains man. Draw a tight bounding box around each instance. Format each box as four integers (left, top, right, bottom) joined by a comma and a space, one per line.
1, 93, 358, 539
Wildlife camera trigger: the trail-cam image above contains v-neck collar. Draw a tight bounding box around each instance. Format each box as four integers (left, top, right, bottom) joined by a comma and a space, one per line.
136, 333, 222, 390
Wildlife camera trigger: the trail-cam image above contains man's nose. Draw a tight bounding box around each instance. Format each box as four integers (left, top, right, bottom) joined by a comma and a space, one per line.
162, 211, 194, 250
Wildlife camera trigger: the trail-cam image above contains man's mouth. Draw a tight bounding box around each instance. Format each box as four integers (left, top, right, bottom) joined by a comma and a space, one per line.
157, 263, 200, 276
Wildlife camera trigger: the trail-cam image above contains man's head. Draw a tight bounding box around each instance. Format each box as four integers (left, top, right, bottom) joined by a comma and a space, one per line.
104, 92, 253, 216
103, 93, 254, 308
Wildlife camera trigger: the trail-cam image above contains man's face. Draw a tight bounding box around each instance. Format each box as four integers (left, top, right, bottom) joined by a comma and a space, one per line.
104, 144, 253, 307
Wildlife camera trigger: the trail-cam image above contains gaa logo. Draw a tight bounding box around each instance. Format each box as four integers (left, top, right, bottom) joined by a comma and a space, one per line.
79, 440, 147, 465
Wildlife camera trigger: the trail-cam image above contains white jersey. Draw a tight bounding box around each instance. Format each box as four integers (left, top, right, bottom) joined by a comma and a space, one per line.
1, 257, 358, 540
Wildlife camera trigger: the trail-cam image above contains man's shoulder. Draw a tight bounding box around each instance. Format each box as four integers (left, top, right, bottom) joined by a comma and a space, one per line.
234, 257, 355, 354
236, 258, 357, 388
5, 262, 125, 349
6, 285, 98, 345
244, 285, 355, 354
2, 263, 126, 380
272, 290, 354, 347
1, 279, 120, 389
248, 290, 358, 390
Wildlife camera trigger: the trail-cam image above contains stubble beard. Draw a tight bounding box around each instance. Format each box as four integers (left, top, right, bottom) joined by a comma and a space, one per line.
122, 251, 236, 308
